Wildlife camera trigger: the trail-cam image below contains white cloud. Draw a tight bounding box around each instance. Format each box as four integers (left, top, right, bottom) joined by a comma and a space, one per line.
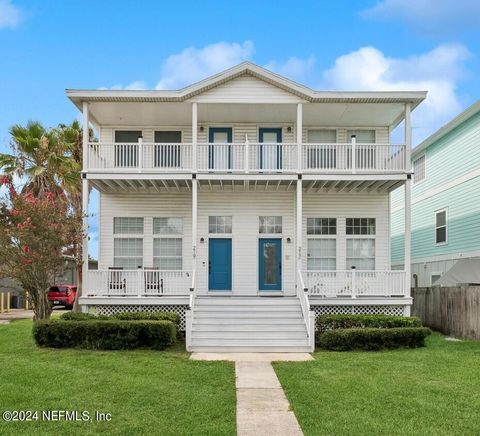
362, 0, 480, 35
155, 41, 254, 90
98, 80, 147, 91
0, 0, 22, 29
322, 44, 470, 143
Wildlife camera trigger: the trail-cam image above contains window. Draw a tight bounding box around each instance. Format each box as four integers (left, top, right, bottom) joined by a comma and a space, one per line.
209, 216, 232, 233
153, 238, 182, 270
306, 130, 337, 169
347, 130, 376, 169
413, 155, 426, 184
346, 239, 375, 270
153, 217, 183, 270
153, 217, 183, 235
307, 218, 337, 235
114, 217, 144, 234
154, 131, 182, 168
435, 209, 447, 244
431, 274, 441, 285
113, 217, 144, 268
259, 216, 282, 233
114, 238, 143, 268
114, 130, 142, 167
346, 218, 376, 235
307, 239, 336, 270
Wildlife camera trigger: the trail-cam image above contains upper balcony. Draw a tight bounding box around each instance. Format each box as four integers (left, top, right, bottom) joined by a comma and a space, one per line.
86, 139, 407, 174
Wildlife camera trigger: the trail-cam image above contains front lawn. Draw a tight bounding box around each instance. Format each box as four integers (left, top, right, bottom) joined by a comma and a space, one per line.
274, 334, 480, 435
0, 320, 236, 436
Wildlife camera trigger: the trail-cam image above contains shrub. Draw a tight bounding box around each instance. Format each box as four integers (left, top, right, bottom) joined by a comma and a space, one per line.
33, 319, 176, 350
317, 314, 422, 334
112, 312, 181, 333
59, 312, 108, 321
317, 327, 431, 351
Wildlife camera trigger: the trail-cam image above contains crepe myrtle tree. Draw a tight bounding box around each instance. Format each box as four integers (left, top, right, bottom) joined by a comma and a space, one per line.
0, 176, 83, 319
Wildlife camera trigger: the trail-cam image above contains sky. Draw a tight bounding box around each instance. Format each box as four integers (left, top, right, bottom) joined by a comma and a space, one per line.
0, 0, 479, 259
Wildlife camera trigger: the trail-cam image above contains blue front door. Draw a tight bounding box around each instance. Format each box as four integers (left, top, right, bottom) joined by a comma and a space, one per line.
209, 127, 233, 170
209, 238, 232, 291
259, 128, 282, 170
259, 239, 282, 291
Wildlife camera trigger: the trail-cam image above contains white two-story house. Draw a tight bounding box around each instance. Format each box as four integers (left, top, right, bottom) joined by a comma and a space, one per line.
68, 62, 425, 352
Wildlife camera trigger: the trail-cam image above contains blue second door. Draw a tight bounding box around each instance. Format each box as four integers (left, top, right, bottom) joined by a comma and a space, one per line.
259, 239, 282, 291
209, 238, 232, 291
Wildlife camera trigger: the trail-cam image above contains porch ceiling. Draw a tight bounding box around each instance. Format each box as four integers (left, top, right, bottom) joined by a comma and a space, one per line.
89, 176, 404, 194
81, 101, 413, 129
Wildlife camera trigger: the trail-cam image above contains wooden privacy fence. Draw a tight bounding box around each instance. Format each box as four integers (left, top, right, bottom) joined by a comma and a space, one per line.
412, 287, 480, 340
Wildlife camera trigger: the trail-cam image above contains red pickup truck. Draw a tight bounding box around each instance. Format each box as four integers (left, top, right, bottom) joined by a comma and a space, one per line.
48, 285, 77, 310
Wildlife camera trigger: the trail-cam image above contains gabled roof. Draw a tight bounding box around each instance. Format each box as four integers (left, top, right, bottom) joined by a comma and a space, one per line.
66, 61, 426, 106
412, 100, 480, 158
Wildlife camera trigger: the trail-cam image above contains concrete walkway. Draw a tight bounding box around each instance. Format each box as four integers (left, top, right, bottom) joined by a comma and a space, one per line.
192, 353, 312, 436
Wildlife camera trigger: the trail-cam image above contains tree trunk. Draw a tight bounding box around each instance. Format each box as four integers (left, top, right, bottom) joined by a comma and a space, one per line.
73, 260, 82, 312
33, 290, 53, 320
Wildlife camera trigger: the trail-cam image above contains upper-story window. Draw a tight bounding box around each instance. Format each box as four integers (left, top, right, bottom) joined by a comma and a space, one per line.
306, 130, 337, 169
115, 130, 142, 168
154, 131, 182, 169
413, 155, 426, 184
435, 209, 448, 245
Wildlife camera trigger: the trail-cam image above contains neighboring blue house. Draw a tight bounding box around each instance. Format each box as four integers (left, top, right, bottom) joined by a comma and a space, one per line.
391, 101, 480, 287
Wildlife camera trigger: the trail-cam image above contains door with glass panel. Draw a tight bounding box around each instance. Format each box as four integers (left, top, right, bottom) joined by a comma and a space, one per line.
154, 131, 182, 169
114, 130, 142, 168
208, 128, 232, 170
306, 130, 337, 169
258, 239, 282, 291
259, 128, 282, 170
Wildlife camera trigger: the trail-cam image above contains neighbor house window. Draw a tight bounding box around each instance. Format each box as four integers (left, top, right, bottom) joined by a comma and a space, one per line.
114, 130, 142, 167
154, 131, 182, 168
413, 155, 426, 184
209, 216, 232, 233
259, 216, 282, 233
431, 274, 441, 285
306, 130, 337, 169
113, 217, 144, 268
153, 218, 183, 270
346, 217, 376, 270
435, 209, 447, 244
307, 218, 337, 270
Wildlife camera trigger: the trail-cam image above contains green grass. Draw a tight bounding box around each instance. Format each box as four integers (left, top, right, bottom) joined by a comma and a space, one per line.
274, 333, 480, 436
0, 320, 236, 436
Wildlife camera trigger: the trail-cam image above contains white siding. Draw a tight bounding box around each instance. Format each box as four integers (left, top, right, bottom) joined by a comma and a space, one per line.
302, 127, 389, 143
302, 193, 391, 271
192, 76, 303, 103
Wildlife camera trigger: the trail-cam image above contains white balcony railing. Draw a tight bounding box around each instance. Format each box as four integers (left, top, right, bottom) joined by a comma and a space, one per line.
85, 269, 192, 297
86, 141, 407, 174
304, 270, 408, 298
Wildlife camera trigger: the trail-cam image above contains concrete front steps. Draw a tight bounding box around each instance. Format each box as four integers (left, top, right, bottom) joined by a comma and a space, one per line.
189, 296, 312, 352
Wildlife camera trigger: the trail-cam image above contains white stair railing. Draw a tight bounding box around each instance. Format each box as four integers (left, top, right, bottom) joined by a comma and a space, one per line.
297, 270, 315, 350
186, 269, 196, 352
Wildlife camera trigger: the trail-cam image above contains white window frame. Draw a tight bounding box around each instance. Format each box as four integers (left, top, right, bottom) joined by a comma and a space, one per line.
153, 217, 184, 270
431, 273, 442, 286
259, 216, 283, 234
306, 217, 337, 271
113, 217, 144, 269
413, 154, 426, 184
345, 217, 376, 270
209, 216, 232, 234
435, 208, 448, 246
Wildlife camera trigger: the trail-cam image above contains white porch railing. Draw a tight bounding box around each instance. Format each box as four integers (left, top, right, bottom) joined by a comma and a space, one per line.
86, 140, 407, 173
304, 270, 408, 298
297, 270, 315, 350
85, 269, 192, 297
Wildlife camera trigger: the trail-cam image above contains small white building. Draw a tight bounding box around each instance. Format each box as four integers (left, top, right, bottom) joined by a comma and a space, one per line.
68, 62, 425, 352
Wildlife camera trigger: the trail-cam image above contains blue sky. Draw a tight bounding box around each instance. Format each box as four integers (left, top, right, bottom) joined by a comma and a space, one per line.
1, 0, 479, 259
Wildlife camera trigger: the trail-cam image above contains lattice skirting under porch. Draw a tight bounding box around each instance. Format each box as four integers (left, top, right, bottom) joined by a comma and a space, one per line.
88, 305, 188, 331
311, 305, 406, 318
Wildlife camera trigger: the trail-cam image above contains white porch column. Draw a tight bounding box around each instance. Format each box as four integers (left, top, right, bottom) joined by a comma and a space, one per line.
82, 102, 89, 169
81, 177, 89, 298
296, 103, 303, 172
192, 177, 198, 263
296, 178, 303, 295
192, 102, 197, 172
404, 102, 412, 306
